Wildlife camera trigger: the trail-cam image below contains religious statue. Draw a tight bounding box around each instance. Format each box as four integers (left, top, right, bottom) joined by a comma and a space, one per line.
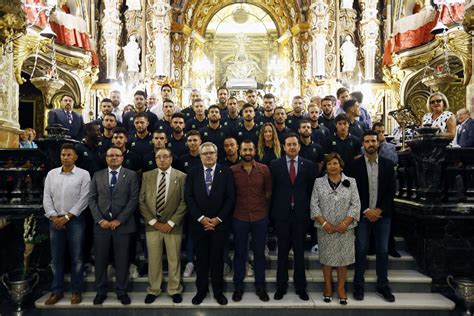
225, 33, 261, 80
340, 35, 357, 73
126, 0, 141, 11
341, 0, 354, 9
123, 36, 141, 72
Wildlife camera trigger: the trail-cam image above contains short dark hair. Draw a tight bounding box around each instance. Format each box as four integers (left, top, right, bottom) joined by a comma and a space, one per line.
60, 94, 75, 102
60, 143, 77, 154
246, 89, 256, 94
192, 98, 204, 105
298, 119, 311, 129
284, 132, 300, 144
161, 84, 172, 91
324, 152, 344, 169
112, 127, 128, 136
342, 99, 358, 113
208, 104, 220, 112
101, 98, 113, 105
263, 93, 275, 100
171, 112, 185, 121
336, 87, 349, 98
134, 112, 149, 121
274, 106, 286, 113
362, 130, 379, 140
240, 139, 255, 147
163, 98, 174, 105
134, 90, 146, 98
227, 96, 238, 102
153, 130, 168, 138
321, 96, 333, 105
350, 91, 363, 103
242, 103, 255, 111
84, 123, 98, 135
224, 136, 238, 144
104, 113, 117, 120
107, 145, 123, 154
186, 130, 201, 138
372, 122, 385, 130
335, 113, 350, 124
217, 86, 229, 93
155, 147, 172, 156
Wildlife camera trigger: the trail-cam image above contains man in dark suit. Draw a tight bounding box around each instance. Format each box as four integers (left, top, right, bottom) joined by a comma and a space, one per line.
184, 142, 235, 306
270, 133, 316, 301
456, 108, 474, 147
347, 130, 396, 303
88, 146, 139, 305
47, 94, 84, 140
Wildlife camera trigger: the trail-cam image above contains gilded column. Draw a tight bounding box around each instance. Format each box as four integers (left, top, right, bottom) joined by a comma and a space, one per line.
102, 0, 122, 79
359, 0, 380, 80
463, 0, 474, 112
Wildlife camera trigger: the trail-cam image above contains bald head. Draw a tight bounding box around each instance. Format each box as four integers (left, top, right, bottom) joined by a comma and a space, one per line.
457, 108, 471, 124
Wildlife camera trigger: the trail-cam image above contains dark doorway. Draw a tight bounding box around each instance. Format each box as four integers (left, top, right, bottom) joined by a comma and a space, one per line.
19, 101, 35, 129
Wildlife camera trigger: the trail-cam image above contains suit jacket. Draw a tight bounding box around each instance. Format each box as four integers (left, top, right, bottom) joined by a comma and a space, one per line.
47, 109, 84, 140
270, 156, 316, 222
458, 118, 474, 148
88, 167, 139, 234
347, 156, 395, 218
184, 164, 235, 233
139, 168, 187, 234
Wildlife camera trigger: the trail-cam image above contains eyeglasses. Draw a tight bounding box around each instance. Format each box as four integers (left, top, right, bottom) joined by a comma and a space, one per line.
155, 155, 171, 160
201, 151, 216, 156
106, 154, 123, 158
430, 99, 443, 104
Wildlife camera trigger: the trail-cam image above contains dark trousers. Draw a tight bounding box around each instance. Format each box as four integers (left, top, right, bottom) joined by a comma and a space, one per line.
354, 216, 391, 287
193, 228, 228, 295
232, 217, 269, 290
275, 216, 307, 291
82, 208, 94, 264
94, 229, 131, 296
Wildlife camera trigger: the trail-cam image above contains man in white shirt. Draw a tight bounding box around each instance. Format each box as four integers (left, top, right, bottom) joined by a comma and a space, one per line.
43, 143, 91, 305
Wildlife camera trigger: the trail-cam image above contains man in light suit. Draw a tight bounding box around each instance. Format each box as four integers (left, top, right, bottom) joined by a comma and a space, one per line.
456, 108, 474, 147
88, 146, 139, 305
139, 148, 187, 304
184, 142, 235, 306
47, 94, 85, 140
347, 130, 396, 303
270, 133, 316, 301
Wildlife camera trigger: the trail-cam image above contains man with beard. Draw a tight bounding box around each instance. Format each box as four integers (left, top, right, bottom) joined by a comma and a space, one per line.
297, 119, 325, 174
92, 99, 114, 130
182, 89, 202, 122
154, 99, 175, 136
319, 96, 336, 133
216, 87, 229, 119
47, 94, 84, 140
287, 96, 306, 132
111, 127, 143, 173
220, 136, 241, 167
325, 114, 362, 167
273, 106, 292, 146
199, 105, 231, 160
185, 98, 208, 132
230, 140, 271, 302
168, 113, 188, 158
179, 130, 202, 174
110, 90, 123, 123
234, 103, 261, 146
246, 89, 263, 118
223, 96, 241, 131
97, 113, 118, 158
256, 93, 276, 125
128, 112, 154, 156
123, 91, 158, 134
347, 130, 396, 303
307, 103, 331, 148
143, 131, 180, 172
342, 99, 366, 141
335, 87, 351, 115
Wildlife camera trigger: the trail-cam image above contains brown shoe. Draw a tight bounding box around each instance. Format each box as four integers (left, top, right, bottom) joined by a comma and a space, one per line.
45, 292, 64, 305
71, 292, 82, 304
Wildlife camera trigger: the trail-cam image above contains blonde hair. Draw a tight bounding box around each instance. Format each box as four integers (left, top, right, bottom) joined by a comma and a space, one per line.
258, 123, 281, 161
426, 92, 449, 112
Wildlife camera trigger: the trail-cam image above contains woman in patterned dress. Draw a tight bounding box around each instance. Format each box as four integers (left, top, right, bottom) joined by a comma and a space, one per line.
422, 92, 456, 139
310, 153, 360, 305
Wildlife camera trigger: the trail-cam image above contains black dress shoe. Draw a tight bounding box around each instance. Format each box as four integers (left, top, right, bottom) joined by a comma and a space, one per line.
273, 288, 287, 300
232, 289, 244, 302
118, 293, 131, 305
192, 292, 206, 305
296, 289, 309, 301
144, 294, 157, 304
93, 294, 107, 305
256, 288, 269, 302
214, 294, 228, 305
172, 294, 182, 303
376, 285, 395, 302
353, 285, 364, 301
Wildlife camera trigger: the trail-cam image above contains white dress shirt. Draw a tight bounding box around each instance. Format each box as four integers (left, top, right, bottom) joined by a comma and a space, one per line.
43, 165, 91, 218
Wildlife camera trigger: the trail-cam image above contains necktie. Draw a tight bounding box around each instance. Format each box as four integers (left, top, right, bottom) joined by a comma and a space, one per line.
67, 111, 73, 124
205, 168, 213, 195
155, 172, 166, 217
289, 159, 296, 184
110, 170, 118, 193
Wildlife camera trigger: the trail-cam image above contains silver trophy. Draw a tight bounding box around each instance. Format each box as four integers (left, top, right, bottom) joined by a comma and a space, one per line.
1, 269, 39, 313
447, 275, 474, 315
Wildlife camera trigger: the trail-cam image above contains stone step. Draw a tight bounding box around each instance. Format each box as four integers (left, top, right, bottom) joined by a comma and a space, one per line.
73, 269, 432, 293
34, 291, 455, 316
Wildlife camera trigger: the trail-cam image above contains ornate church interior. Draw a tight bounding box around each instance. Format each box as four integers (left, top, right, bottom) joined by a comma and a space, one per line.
0, 0, 473, 314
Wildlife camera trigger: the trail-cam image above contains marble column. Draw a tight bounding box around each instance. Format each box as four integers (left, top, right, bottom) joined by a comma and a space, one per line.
359, 0, 380, 80
309, 0, 329, 78
102, 0, 122, 80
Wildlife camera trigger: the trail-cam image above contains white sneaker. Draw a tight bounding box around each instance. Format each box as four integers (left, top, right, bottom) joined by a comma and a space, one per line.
246, 262, 254, 277
107, 265, 115, 279
183, 262, 194, 277
129, 263, 139, 279
311, 244, 319, 254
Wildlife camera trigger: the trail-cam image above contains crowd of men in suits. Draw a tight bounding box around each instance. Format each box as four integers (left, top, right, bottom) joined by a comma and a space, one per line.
43, 85, 404, 306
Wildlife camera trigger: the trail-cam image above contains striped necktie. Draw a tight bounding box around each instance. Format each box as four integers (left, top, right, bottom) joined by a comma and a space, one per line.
155, 172, 166, 218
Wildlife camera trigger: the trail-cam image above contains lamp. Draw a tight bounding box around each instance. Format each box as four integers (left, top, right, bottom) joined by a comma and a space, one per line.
39, 24, 57, 39
431, 20, 448, 35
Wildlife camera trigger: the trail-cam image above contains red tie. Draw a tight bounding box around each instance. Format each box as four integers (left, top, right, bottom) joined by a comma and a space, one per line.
290, 159, 296, 184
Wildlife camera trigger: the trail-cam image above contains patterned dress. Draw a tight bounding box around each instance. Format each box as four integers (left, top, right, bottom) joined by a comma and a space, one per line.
310, 174, 361, 267
422, 111, 453, 133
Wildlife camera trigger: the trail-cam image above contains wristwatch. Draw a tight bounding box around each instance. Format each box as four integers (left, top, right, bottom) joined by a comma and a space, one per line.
65, 214, 71, 221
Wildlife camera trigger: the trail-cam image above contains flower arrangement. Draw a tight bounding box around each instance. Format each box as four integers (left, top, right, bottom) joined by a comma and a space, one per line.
23, 214, 47, 274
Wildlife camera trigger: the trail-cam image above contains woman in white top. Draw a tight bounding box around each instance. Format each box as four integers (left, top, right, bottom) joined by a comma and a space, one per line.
422, 92, 456, 139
